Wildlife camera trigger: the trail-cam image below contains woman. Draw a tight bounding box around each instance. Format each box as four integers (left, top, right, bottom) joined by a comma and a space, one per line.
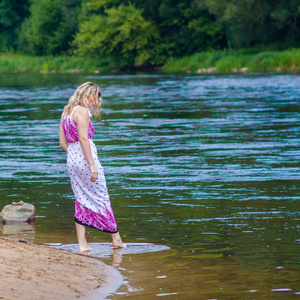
59, 82, 126, 252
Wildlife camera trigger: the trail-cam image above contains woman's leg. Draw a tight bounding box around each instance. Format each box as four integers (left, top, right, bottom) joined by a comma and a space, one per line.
75, 222, 93, 252
111, 232, 127, 248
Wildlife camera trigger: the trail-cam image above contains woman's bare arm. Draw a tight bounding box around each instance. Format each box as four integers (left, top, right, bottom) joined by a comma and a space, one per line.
59, 114, 68, 152
75, 107, 98, 182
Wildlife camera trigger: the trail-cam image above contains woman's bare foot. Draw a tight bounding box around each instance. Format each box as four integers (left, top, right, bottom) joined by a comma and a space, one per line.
112, 242, 127, 248
78, 245, 93, 253
75, 222, 93, 253
111, 232, 127, 248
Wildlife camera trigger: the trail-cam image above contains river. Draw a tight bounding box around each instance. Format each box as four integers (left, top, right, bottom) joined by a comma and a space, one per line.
0, 73, 299, 299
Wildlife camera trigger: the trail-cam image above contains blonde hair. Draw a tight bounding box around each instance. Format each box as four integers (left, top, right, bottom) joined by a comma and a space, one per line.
64, 82, 102, 117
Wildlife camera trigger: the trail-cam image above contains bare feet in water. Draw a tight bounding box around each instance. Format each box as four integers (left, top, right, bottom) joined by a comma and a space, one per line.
75, 223, 93, 253
111, 232, 127, 248
112, 242, 127, 248
78, 245, 93, 253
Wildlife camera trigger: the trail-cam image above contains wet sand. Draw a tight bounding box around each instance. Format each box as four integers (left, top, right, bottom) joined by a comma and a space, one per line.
0, 237, 122, 300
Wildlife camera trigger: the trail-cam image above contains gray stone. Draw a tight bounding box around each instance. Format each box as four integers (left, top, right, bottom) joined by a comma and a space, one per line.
0, 202, 36, 224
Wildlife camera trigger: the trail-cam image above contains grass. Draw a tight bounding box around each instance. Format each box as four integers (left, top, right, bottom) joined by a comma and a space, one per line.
163, 48, 300, 73
1, 49, 300, 74
0, 53, 110, 73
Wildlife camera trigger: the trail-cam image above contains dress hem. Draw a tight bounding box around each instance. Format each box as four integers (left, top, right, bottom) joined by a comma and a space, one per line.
74, 217, 118, 233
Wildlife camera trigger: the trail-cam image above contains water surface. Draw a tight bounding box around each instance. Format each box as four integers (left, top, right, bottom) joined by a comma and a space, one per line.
0, 73, 299, 299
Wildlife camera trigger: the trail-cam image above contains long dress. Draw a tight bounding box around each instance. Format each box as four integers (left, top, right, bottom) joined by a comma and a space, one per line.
61, 106, 118, 233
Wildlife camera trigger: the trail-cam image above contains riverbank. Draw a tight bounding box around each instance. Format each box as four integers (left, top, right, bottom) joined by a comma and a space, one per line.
163, 48, 300, 74
0, 237, 122, 300
1, 48, 300, 74
0, 54, 109, 73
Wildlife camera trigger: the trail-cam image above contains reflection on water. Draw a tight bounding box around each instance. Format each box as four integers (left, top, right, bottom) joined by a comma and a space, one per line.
58, 242, 169, 269
0, 222, 36, 243
0, 73, 299, 298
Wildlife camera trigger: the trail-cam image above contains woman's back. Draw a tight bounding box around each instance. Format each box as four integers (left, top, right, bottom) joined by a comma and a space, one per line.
62, 106, 94, 143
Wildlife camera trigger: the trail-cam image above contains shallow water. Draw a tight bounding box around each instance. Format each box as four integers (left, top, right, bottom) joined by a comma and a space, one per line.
0, 73, 300, 299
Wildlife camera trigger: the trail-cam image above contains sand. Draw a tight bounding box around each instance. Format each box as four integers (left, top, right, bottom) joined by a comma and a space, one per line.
0, 237, 122, 300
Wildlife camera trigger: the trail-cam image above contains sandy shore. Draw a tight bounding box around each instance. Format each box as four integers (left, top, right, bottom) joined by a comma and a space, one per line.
0, 237, 122, 300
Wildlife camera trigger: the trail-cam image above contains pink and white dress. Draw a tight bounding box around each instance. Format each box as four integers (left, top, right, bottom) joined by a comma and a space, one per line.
62, 106, 118, 233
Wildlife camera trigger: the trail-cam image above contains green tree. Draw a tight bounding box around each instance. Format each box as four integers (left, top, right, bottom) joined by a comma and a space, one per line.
18, 0, 77, 55
270, 0, 300, 45
0, 0, 30, 51
61, 0, 82, 37
73, 3, 160, 66
82, 0, 226, 62
135, 0, 226, 58
199, 0, 300, 48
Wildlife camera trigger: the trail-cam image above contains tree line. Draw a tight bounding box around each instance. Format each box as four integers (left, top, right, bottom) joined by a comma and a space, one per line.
1, 0, 300, 66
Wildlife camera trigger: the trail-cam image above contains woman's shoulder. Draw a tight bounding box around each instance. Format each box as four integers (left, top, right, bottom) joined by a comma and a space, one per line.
73, 106, 89, 116
72, 106, 90, 123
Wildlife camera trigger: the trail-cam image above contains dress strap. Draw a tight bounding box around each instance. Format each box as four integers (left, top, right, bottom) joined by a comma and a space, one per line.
70, 106, 80, 117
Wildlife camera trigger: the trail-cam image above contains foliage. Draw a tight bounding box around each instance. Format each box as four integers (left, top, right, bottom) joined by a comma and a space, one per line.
199, 0, 300, 48
19, 0, 66, 55
0, 0, 300, 68
1, 49, 300, 73
0, 53, 108, 72
0, 0, 30, 51
18, 0, 81, 55
74, 0, 227, 65
73, 4, 160, 66
163, 49, 300, 73
155, 0, 226, 57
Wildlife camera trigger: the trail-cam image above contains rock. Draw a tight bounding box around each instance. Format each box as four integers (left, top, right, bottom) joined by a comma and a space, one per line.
66, 69, 83, 73
197, 68, 207, 74
207, 67, 217, 73
0, 202, 35, 224
240, 67, 248, 73
11, 201, 24, 206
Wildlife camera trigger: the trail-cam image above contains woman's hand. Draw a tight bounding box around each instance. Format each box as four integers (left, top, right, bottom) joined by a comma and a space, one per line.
90, 164, 98, 182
